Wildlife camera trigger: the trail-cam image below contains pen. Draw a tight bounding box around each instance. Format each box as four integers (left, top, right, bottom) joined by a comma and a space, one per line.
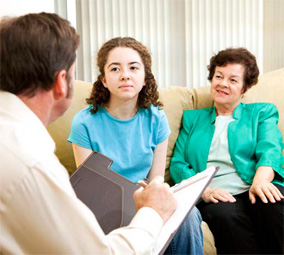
138, 178, 150, 188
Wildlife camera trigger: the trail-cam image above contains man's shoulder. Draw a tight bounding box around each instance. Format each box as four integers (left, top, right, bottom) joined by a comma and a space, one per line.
0, 125, 69, 197
0, 141, 27, 184
0, 112, 56, 168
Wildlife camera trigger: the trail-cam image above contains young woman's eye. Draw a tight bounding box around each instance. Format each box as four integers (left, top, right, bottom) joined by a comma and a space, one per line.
130, 66, 138, 70
111, 67, 119, 72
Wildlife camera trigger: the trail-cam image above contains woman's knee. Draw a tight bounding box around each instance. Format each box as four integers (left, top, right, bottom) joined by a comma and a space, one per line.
199, 201, 243, 224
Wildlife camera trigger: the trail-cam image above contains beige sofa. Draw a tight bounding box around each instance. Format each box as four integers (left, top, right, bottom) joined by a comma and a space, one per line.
47, 68, 284, 255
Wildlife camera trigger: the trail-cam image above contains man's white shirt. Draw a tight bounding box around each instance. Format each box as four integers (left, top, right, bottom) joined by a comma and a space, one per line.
0, 91, 162, 255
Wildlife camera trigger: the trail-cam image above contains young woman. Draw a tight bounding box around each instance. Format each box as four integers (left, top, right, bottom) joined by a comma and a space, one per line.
69, 37, 169, 183
68, 37, 203, 255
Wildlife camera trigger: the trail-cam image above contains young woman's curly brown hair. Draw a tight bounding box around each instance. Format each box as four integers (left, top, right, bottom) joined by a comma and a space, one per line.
86, 37, 163, 113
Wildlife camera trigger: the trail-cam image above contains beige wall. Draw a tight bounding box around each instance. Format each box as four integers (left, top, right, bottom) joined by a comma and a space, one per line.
264, 0, 284, 72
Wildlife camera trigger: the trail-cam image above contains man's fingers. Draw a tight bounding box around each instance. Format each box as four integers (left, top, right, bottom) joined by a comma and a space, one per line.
133, 187, 143, 198
133, 177, 177, 223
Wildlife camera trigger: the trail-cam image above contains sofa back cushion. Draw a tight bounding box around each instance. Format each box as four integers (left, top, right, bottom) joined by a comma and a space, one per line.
158, 87, 195, 184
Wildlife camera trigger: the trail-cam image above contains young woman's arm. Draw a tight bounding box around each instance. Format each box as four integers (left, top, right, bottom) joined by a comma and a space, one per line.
147, 138, 168, 181
72, 143, 92, 168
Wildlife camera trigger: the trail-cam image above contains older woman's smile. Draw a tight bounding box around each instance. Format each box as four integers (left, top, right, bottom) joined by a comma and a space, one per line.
216, 89, 229, 95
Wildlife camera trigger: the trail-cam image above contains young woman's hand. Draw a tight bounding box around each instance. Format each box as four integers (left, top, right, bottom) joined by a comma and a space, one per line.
202, 187, 236, 203
249, 166, 284, 204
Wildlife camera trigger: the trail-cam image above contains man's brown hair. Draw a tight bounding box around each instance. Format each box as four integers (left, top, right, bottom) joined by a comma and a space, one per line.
0, 12, 80, 96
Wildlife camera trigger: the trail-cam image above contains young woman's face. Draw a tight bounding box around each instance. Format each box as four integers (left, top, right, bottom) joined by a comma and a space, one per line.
101, 47, 146, 103
210, 63, 245, 111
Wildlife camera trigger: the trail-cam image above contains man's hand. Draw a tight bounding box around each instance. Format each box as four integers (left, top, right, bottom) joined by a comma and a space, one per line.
202, 187, 236, 203
133, 176, 177, 224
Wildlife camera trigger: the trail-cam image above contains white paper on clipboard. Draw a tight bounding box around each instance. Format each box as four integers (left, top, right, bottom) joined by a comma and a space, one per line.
153, 166, 219, 255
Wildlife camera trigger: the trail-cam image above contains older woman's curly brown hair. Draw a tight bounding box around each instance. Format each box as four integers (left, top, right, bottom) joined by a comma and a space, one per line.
207, 47, 259, 93
86, 37, 163, 113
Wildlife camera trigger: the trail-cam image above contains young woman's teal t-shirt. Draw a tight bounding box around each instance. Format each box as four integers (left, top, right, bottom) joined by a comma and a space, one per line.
68, 105, 171, 183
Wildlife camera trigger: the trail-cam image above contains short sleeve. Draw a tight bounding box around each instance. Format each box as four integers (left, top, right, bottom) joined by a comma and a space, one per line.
67, 110, 92, 150
156, 109, 171, 144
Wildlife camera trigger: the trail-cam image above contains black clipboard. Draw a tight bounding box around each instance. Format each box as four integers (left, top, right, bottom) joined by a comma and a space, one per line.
70, 151, 139, 234
70, 151, 218, 255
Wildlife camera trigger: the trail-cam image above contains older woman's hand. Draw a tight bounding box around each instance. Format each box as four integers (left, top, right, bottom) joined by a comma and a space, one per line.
202, 187, 236, 203
249, 166, 284, 204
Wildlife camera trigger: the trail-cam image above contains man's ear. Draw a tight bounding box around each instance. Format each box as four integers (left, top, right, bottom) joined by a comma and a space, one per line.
53, 70, 68, 100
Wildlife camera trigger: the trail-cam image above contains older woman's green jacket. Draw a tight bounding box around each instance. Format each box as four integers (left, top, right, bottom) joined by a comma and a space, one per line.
170, 102, 284, 186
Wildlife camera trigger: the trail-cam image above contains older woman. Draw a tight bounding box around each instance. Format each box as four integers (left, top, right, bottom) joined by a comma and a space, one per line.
170, 48, 284, 254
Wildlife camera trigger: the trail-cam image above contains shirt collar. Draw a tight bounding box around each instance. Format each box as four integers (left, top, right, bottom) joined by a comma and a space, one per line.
210, 103, 243, 124
0, 91, 56, 153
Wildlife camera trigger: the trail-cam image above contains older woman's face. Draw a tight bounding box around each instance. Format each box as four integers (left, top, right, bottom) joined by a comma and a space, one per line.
210, 64, 245, 110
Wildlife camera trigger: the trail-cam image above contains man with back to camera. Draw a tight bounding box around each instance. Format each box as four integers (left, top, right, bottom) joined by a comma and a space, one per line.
0, 12, 177, 254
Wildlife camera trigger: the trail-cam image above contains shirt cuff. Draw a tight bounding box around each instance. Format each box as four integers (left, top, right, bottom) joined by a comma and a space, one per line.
128, 207, 163, 239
